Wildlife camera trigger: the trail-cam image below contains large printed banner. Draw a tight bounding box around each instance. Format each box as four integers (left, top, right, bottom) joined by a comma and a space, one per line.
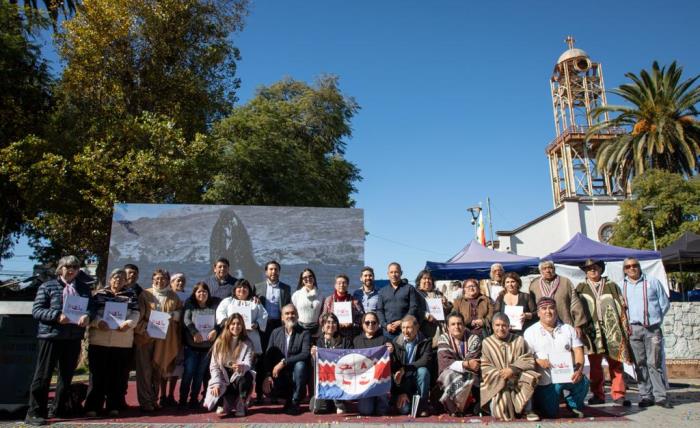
316, 346, 391, 400
107, 203, 364, 296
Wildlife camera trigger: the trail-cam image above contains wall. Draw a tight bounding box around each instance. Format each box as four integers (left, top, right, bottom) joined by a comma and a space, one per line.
663, 302, 700, 359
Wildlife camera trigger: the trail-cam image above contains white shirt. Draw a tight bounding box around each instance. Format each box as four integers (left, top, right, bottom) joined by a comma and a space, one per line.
523, 321, 582, 385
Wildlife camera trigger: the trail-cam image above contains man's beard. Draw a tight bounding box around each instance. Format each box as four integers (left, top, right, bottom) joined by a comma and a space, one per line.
284, 319, 297, 329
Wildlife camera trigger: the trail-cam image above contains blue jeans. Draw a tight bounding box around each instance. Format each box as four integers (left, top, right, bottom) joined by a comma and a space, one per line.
395, 367, 430, 415
358, 395, 389, 416
532, 377, 590, 418
273, 360, 308, 404
180, 346, 210, 403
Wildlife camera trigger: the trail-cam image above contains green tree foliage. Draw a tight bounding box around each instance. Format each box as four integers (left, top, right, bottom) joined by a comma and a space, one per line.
8, 0, 78, 29
54, 0, 248, 141
1, 0, 248, 277
203, 76, 362, 207
609, 170, 700, 250
1, 113, 213, 276
587, 62, 700, 183
0, 1, 53, 261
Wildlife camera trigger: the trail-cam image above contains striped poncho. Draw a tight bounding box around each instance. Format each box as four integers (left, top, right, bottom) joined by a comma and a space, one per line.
480, 333, 539, 421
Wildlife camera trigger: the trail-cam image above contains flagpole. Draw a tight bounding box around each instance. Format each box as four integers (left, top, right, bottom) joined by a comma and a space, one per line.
487, 197, 494, 248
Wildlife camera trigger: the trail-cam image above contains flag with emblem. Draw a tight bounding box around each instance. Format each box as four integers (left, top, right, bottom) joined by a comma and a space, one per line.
316, 346, 391, 400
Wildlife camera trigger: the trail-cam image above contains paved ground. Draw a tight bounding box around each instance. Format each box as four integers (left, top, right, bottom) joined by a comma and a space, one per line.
2, 379, 699, 427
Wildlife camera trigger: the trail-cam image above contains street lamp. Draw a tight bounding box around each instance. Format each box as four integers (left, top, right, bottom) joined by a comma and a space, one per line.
642, 205, 657, 251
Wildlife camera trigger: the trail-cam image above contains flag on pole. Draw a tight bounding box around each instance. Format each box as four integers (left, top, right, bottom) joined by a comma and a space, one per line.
477, 211, 486, 246
316, 346, 391, 400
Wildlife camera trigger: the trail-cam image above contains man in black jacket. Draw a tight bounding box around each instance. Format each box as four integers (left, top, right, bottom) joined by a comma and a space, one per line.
25, 256, 96, 426
391, 315, 432, 416
262, 304, 310, 415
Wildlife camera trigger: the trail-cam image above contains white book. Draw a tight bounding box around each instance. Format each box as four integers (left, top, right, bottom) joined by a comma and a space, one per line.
504, 305, 524, 330
425, 298, 445, 321
549, 351, 574, 384
231, 300, 254, 330
103, 301, 127, 330
62, 295, 88, 325
333, 301, 353, 324
147, 310, 171, 339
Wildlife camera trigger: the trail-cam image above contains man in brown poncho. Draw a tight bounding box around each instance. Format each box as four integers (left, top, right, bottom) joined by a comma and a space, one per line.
436, 313, 481, 416
529, 260, 587, 339
481, 313, 540, 421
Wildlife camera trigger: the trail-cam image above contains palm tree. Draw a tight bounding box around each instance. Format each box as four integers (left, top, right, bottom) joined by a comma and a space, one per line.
587, 61, 700, 184
9, 0, 79, 28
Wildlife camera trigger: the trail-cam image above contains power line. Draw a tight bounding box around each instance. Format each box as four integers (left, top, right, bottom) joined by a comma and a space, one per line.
366, 232, 452, 257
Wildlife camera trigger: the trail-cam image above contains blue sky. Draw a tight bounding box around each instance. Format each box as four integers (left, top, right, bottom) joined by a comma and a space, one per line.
3, 0, 699, 282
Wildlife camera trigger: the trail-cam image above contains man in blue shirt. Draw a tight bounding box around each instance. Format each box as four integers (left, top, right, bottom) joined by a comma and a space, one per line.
353, 266, 380, 313
620, 257, 671, 408
376, 262, 419, 338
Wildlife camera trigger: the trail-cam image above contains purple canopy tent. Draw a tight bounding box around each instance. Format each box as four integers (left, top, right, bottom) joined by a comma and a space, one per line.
543, 233, 660, 264
425, 240, 540, 280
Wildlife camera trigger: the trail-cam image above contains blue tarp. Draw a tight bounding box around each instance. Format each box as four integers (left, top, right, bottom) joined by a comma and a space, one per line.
425, 240, 540, 280
543, 233, 660, 264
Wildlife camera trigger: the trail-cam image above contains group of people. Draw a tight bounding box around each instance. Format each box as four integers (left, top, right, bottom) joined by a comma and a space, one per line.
24, 255, 671, 425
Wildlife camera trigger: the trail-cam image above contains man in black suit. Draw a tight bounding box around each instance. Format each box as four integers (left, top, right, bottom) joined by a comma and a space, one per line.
254, 260, 292, 401
262, 304, 310, 415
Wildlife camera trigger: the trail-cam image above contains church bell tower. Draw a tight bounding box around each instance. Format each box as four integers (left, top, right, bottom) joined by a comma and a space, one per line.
546, 36, 627, 207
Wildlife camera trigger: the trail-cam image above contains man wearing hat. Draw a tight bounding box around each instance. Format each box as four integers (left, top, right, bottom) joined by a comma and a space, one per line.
523, 297, 589, 419
575, 259, 632, 407
529, 261, 587, 338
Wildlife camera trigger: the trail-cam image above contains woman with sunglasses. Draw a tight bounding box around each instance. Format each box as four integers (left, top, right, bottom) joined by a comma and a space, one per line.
204, 313, 255, 417
310, 313, 352, 414
352, 312, 393, 416
291, 268, 324, 339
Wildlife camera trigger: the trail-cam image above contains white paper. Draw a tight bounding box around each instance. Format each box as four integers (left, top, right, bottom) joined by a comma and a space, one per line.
333, 301, 353, 324
103, 301, 127, 330
194, 314, 216, 336
230, 300, 253, 330
504, 305, 524, 330
549, 351, 574, 384
623, 362, 637, 381
62, 295, 88, 325
147, 310, 171, 339
425, 298, 445, 321
410, 394, 421, 418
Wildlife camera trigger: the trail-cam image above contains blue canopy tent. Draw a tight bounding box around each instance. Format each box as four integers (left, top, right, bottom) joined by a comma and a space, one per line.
425, 240, 540, 280
542, 233, 660, 263
542, 232, 669, 296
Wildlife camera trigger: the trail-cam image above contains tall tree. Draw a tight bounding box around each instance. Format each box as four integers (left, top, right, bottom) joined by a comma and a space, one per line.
8, 0, 79, 28
203, 76, 362, 208
609, 170, 700, 250
1, 0, 248, 277
0, 1, 52, 262
587, 61, 700, 183
54, 0, 248, 142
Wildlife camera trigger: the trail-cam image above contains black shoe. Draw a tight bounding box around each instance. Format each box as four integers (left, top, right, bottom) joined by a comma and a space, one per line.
657, 400, 674, 409
614, 398, 632, 407
588, 396, 605, 405
24, 415, 47, 426
116, 399, 129, 410
285, 402, 301, 415
638, 398, 655, 408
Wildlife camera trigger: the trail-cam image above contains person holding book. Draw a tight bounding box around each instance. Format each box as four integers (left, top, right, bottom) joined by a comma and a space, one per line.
523, 297, 589, 419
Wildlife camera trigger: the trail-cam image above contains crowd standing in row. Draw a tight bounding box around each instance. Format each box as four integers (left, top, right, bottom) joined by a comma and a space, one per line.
23, 256, 671, 425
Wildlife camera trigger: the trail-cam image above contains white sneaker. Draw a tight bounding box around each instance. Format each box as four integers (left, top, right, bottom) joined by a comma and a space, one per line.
336, 408, 345, 414
216, 406, 225, 415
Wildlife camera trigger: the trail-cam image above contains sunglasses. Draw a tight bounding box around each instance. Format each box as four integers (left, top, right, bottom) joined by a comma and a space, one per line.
363, 320, 378, 326
624, 264, 640, 269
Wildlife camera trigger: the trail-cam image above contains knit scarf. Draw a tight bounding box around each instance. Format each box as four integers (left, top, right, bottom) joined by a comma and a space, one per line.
538, 276, 560, 298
